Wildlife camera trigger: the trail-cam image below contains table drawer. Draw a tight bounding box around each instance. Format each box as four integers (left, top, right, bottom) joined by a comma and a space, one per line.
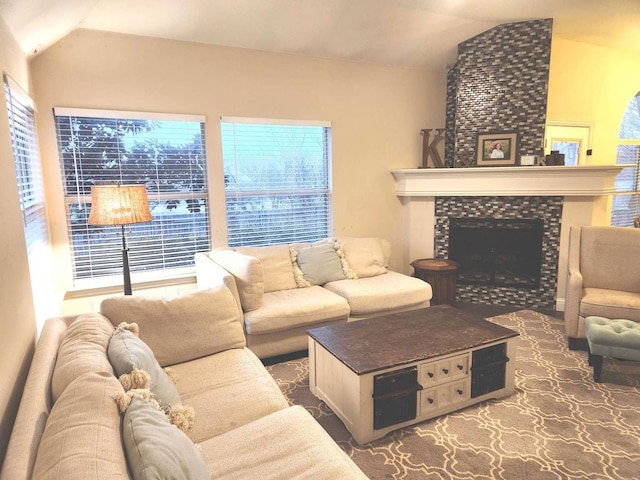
419, 353, 469, 386
420, 379, 469, 413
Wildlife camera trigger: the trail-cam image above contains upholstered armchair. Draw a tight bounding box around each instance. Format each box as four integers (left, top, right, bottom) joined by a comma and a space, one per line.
564, 226, 640, 349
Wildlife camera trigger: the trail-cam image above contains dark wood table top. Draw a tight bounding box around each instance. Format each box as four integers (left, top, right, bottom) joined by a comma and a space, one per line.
307, 306, 519, 375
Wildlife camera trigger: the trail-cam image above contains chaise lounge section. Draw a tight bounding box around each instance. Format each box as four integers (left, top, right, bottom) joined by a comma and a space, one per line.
196, 237, 433, 358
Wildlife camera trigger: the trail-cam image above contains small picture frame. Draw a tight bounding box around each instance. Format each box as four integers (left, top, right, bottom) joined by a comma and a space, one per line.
475, 131, 519, 167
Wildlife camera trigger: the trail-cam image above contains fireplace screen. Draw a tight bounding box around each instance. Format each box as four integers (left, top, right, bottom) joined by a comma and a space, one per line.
448, 217, 543, 289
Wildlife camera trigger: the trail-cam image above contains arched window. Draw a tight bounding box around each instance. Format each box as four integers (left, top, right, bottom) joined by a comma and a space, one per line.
611, 92, 640, 226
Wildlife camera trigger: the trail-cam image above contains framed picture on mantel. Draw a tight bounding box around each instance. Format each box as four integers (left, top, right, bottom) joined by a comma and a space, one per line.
475, 131, 519, 167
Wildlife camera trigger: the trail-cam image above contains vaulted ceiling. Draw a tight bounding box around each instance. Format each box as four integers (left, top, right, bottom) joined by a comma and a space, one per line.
1, 0, 639, 71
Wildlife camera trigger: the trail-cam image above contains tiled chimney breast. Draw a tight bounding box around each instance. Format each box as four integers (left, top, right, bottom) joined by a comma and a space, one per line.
434, 196, 562, 309
445, 19, 553, 167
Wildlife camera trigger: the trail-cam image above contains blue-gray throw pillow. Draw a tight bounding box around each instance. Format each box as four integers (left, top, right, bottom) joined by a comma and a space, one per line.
296, 243, 347, 286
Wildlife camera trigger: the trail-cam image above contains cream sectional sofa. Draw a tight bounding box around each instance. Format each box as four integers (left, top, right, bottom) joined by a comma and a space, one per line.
1, 287, 368, 480
196, 237, 433, 358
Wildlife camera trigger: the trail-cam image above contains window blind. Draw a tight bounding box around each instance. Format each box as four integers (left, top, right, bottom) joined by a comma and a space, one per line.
220, 118, 332, 247
3, 74, 50, 262
53, 109, 210, 283
611, 91, 640, 227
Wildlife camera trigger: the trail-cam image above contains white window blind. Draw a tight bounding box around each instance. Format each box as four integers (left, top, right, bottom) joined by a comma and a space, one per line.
54, 108, 210, 283
611, 92, 640, 227
220, 117, 332, 247
3, 73, 50, 264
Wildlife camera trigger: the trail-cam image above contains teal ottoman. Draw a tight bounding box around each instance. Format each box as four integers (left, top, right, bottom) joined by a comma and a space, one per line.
584, 316, 640, 382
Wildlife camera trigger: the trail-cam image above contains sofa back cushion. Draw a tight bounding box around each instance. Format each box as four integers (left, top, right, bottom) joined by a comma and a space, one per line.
32, 371, 128, 479
50, 313, 115, 403
210, 248, 264, 311
580, 226, 640, 292
236, 244, 298, 292
336, 237, 389, 278
100, 287, 246, 367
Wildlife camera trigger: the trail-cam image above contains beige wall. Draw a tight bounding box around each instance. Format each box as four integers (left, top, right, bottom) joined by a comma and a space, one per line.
0, 17, 37, 467
30, 29, 446, 290
547, 37, 640, 164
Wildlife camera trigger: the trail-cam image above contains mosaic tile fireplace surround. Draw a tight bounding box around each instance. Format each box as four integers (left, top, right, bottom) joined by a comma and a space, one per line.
434, 196, 562, 309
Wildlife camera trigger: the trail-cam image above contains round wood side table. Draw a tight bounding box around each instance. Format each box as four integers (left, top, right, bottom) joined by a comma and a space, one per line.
411, 258, 460, 306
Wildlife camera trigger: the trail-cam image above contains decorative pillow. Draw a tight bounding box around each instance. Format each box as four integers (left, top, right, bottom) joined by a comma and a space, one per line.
336, 237, 388, 278
210, 248, 264, 312
51, 312, 115, 403
119, 393, 209, 480
292, 243, 348, 286
108, 325, 181, 412
32, 371, 128, 479
236, 244, 298, 292
100, 287, 246, 366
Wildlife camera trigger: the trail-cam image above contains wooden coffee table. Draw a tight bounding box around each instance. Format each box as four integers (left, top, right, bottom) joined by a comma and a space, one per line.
307, 305, 519, 444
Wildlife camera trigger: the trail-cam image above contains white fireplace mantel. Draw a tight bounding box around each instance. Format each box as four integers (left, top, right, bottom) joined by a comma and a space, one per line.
391, 165, 624, 197
391, 164, 625, 312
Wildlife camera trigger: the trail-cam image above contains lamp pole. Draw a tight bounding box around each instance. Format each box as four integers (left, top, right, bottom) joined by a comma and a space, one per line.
121, 224, 132, 295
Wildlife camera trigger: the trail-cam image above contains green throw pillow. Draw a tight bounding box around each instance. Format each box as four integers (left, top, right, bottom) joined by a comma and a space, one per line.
296, 243, 347, 286
122, 395, 209, 480
108, 327, 181, 413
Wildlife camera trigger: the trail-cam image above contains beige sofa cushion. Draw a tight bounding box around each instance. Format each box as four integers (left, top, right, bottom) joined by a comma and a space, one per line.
580, 287, 640, 321
198, 406, 368, 480
580, 227, 640, 292
236, 244, 297, 292
336, 237, 388, 278
50, 313, 114, 403
101, 287, 245, 367
325, 270, 432, 315
244, 286, 350, 335
210, 249, 264, 312
170, 348, 289, 443
32, 371, 128, 479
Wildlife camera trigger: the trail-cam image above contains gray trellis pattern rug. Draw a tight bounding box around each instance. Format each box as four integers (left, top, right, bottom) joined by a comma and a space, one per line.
265, 310, 640, 480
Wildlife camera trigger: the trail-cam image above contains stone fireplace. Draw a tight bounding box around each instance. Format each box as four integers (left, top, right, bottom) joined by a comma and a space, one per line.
391, 165, 623, 311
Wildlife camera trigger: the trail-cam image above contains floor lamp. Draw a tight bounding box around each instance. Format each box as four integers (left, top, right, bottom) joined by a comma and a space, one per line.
88, 185, 153, 295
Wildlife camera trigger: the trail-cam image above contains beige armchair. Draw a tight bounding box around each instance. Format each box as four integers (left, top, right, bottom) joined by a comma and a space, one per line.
565, 226, 640, 349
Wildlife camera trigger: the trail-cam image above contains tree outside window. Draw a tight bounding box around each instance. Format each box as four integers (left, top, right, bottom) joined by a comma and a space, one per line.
55, 111, 210, 282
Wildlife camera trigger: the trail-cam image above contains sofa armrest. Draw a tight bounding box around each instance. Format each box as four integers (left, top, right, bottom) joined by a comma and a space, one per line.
564, 227, 584, 338
195, 252, 243, 321
1, 317, 70, 480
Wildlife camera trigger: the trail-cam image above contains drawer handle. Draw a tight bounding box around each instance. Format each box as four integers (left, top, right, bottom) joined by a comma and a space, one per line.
427, 397, 434, 404
427, 372, 434, 378
457, 364, 464, 370
442, 368, 449, 374
457, 389, 463, 395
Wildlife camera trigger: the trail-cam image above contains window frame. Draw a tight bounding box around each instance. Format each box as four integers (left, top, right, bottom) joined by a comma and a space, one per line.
220, 116, 333, 247
53, 107, 211, 288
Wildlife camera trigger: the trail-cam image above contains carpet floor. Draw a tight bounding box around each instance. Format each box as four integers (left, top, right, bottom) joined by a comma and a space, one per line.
265, 310, 640, 480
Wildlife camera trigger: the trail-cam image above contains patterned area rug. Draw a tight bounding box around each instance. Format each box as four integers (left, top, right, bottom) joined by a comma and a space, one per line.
265, 310, 640, 480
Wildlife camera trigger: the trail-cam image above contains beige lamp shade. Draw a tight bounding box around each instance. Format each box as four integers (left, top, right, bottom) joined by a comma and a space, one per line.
88, 185, 153, 226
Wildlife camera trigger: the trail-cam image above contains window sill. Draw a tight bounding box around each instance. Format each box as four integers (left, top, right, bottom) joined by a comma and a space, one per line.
65, 269, 196, 299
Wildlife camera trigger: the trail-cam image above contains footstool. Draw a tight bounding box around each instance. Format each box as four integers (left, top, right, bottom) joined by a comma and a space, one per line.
584, 316, 640, 382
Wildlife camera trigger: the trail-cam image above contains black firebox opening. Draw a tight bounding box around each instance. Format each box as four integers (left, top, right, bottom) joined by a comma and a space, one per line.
448, 217, 544, 289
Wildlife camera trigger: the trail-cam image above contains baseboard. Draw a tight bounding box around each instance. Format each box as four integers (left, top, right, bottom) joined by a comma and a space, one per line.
555, 298, 565, 312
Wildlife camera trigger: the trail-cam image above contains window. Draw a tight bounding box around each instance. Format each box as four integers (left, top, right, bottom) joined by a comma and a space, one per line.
220, 117, 332, 247
54, 108, 209, 285
4, 73, 52, 325
611, 92, 640, 226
